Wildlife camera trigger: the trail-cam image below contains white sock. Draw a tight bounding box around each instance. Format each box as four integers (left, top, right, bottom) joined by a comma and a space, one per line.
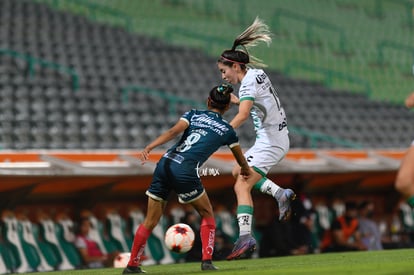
237, 213, 253, 236
259, 178, 282, 198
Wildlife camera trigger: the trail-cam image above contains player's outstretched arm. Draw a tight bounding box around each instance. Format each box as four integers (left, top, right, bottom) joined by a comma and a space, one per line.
230, 144, 251, 178
140, 120, 189, 162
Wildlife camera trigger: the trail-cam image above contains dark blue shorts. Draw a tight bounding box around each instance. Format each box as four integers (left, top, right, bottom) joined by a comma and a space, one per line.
146, 157, 205, 204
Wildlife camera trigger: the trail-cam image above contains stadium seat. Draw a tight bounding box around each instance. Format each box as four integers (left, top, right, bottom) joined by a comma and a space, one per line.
331, 200, 346, 218
0, 0, 413, 150
215, 206, 238, 243
313, 203, 335, 240
1, 211, 32, 273
0, 242, 10, 274
37, 213, 75, 270
79, 211, 118, 255
399, 202, 414, 233
17, 216, 54, 272
105, 210, 130, 252
167, 205, 186, 225
54, 213, 82, 269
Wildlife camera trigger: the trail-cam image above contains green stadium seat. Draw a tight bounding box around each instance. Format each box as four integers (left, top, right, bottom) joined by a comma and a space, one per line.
105, 210, 130, 252
149, 218, 175, 265
37, 216, 75, 270
399, 202, 414, 232
18, 217, 54, 272
54, 215, 83, 268
215, 207, 238, 243
0, 225, 11, 274
1, 211, 32, 273
314, 204, 335, 240
86, 215, 118, 254
35, 225, 61, 270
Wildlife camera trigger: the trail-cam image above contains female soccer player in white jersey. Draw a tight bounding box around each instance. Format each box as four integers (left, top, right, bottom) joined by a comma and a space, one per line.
122, 84, 251, 274
395, 92, 414, 207
217, 17, 296, 260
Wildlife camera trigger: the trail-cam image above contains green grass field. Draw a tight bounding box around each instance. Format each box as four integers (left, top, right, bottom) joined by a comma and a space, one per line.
35, 249, 413, 275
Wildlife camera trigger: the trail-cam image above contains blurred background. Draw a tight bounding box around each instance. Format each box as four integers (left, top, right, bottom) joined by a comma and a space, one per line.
0, 0, 413, 273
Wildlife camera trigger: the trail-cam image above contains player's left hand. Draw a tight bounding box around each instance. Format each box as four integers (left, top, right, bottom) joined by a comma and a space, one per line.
230, 93, 240, 105
240, 166, 251, 179
140, 149, 150, 164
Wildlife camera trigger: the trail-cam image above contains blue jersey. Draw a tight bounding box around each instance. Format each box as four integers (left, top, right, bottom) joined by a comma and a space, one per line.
147, 109, 240, 203
164, 109, 239, 166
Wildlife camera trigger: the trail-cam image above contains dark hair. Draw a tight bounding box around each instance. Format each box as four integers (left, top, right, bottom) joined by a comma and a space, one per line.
345, 201, 358, 210
218, 17, 272, 68
358, 201, 371, 210
209, 84, 233, 110
75, 217, 92, 235
219, 50, 249, 70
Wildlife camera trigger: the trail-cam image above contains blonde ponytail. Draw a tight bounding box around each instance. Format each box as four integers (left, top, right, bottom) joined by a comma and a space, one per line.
220, 17, 272, 68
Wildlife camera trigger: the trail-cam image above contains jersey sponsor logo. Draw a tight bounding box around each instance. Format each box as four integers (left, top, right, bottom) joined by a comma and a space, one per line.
190, 113, 229, 136
256, 72, 267, 84
206, 230, 215, 255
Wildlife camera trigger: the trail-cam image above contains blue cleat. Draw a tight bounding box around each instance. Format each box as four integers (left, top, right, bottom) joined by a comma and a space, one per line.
226, 234, 256, 260
278, 188, 296, 221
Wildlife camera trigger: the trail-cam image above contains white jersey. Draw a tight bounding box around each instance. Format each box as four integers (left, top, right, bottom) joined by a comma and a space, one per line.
239, 68, 288, 146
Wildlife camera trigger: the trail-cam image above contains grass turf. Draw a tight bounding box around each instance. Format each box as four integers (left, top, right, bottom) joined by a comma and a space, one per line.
35, 248, 413, 275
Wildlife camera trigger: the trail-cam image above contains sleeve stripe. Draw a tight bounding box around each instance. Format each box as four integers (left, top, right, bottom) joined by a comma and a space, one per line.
228, 142, 240, 148
240, 97, 254, 102
180, 117, 190, 125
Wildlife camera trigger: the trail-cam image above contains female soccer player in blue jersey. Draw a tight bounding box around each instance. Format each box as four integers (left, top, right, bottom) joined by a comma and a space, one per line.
217, 17, 296, 260
395, 92, 414, 207
123, 84, 251, 274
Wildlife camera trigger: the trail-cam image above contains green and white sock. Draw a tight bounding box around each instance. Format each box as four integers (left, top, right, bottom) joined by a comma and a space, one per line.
254, 177, 282, 198
237, 205, 254, 236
